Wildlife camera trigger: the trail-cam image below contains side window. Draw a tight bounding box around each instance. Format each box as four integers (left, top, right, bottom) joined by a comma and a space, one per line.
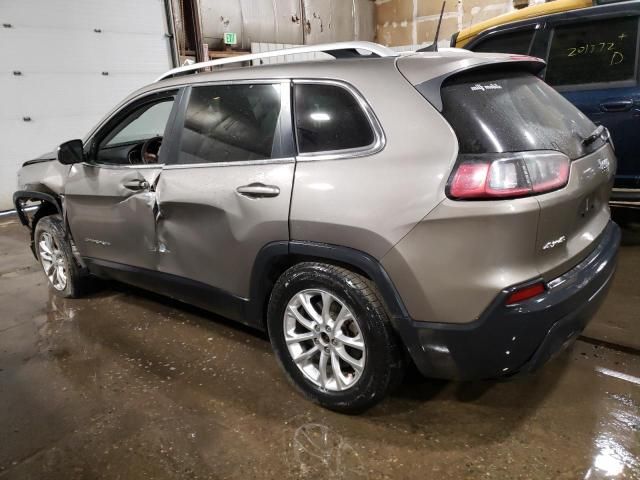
96, 96, 176, 165
545, 16, 639, 87
472, 29, 535, 55
294, 83, 375, 154
176, 83, 282, 164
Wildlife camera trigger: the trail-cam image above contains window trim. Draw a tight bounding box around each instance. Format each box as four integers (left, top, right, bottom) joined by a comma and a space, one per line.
101, 99, 174, 149
163, 79, 295, 169
467, 24, 537, 55
83, 85, 182, 145
543, 14, 640, 92
292, 79, 386, 162
83, 88, 183, 169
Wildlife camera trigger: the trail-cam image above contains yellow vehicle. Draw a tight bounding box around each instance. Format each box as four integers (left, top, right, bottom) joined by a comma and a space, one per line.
452, 0, 593, 48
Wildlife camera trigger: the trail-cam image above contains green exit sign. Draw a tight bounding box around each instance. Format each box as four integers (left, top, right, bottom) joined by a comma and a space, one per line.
223, 32, 237, 45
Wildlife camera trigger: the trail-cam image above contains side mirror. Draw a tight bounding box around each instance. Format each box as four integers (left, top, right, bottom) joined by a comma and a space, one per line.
57, 139, 85, 165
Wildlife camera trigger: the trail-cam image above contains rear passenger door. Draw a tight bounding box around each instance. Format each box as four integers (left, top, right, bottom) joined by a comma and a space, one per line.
155, 81, 295, 299
544, 14, 640, 187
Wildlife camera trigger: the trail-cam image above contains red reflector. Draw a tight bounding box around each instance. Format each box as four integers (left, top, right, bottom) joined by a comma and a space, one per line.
505, 282, 546, 305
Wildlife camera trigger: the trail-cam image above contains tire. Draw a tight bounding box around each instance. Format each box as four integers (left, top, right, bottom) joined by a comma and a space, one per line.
34, 214, 87, 298
267, 262, 405, 413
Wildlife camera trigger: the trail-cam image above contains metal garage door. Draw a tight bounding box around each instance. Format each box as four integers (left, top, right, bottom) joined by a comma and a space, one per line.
0, 0, 174, 210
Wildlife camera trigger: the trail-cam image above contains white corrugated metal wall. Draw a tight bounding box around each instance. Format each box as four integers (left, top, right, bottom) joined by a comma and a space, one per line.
0, 0, 174, 210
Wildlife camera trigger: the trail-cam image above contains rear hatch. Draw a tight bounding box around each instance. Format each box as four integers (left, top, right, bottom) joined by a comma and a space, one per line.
403, 59, 615, 279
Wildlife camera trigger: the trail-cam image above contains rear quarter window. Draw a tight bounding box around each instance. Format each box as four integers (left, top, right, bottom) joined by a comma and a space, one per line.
294, 83, 375, 154
545, 16, 639, 87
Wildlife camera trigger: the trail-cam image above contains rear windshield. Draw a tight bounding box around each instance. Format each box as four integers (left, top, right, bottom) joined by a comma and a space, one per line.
440, 70, 597, 159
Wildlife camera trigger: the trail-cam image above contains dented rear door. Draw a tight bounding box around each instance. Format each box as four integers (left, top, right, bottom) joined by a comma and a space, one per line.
155, 81, 295, 299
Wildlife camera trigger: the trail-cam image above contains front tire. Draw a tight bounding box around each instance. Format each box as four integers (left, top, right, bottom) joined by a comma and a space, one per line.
34, 215, 86, 298
267, 262, 405, 413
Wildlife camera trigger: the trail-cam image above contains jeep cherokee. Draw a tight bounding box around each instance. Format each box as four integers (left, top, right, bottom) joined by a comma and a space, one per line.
14, 42, 620, 412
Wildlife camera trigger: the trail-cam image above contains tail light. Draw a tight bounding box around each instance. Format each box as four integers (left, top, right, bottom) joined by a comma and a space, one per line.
448, 151, 570, 200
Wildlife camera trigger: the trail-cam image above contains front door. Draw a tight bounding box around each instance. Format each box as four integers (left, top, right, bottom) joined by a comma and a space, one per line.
544, 14, 640, 188
65, 89, 181, 270
155, 81, 295, 301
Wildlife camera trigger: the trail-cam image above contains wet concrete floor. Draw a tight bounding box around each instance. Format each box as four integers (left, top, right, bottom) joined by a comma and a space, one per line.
0, 215, 638, 479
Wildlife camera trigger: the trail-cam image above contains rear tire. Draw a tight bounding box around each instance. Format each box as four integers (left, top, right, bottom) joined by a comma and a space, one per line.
34, 215, 87, 298
267, 262, 405, 413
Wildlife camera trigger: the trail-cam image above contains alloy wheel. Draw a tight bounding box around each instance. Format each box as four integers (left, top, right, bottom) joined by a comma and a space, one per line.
283, 289, 366, 391
38, 232, 67, 291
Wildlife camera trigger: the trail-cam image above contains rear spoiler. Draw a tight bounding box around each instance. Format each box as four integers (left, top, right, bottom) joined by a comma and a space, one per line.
397, 54, 546, 111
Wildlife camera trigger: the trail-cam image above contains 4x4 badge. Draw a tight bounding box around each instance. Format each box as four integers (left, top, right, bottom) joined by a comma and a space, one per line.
542, 235, 566, 250
597, 157, 610, 175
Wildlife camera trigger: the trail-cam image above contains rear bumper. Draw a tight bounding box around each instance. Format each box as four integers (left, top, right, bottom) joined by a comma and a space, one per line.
392, 221, 621, 380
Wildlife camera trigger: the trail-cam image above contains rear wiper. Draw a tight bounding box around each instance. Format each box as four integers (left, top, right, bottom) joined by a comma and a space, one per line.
582, 125, 606, 146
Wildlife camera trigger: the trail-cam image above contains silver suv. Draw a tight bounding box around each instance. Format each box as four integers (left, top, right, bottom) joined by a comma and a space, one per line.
14, 42, 620, 412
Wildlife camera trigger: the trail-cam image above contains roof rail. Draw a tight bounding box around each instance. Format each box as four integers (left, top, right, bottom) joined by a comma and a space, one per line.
155, 41, 399, 82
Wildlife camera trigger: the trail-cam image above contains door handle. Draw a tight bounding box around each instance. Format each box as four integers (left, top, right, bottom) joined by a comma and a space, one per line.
236, 183, 280, 198
123, 179, 150, 191
600, 99, 633, 112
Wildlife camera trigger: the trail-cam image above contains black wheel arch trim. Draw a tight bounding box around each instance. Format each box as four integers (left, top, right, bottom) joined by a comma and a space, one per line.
13, 190, 67, 258
13, 190, 63, 228
248, 240, 411, 330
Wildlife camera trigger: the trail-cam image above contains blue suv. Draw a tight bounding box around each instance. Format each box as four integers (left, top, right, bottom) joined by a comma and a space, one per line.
458, 0, 640, 207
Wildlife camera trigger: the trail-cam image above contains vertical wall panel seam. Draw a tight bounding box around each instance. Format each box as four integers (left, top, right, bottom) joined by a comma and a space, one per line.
272, 0, 279, 43
352, 0, 357, 39
412, 0, 417, 45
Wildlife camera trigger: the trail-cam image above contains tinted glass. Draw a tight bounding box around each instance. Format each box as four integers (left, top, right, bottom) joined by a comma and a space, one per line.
103, 99, 174, 147
177, 83, 281, 164
472, 29, 534, 55
441, 70, 597, 159
546, 16, 639, 86
294, 83, 374, 154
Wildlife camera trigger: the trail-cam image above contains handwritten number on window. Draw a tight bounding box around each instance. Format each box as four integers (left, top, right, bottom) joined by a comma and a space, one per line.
566, 42, 624, 65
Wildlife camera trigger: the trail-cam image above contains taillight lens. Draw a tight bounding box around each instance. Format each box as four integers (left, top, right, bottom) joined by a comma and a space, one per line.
448, 151, 570, 200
